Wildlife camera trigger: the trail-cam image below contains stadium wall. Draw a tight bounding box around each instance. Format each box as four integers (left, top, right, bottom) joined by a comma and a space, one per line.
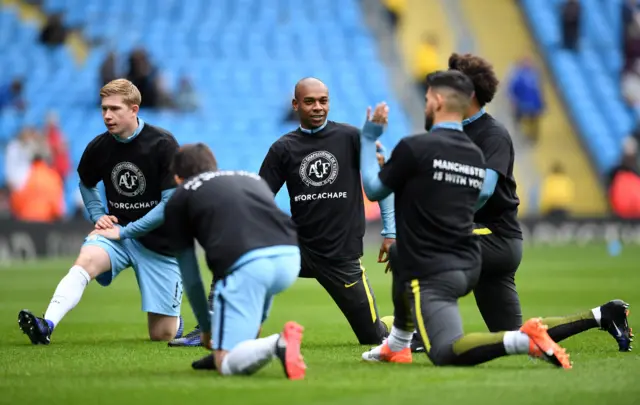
1, 218, 639, 265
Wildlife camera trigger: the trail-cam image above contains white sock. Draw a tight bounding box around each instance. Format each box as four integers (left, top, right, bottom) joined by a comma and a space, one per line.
387, 326, 413, 352
591, 307, 602, 327
503, 331, 530, 355
44, 266, 91, 328
220, 334, 280, 376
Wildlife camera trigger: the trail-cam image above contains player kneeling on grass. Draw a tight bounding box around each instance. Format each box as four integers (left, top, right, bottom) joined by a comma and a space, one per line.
358, 71, 571, 369
164, 143, 306, 379
18, 79, 184, 344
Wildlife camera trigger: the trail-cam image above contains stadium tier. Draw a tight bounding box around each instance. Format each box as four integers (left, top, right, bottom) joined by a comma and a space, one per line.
521, 0, 633, 177
0, 0, 411, 215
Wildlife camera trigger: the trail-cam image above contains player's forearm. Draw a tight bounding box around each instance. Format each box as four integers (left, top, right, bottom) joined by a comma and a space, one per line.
378, 196, 396, 238
121, 189, 175, 239
475, 169, 498, 211
359, 123, 392, 201
79, 182, 106, 223
176, 247, 211, 331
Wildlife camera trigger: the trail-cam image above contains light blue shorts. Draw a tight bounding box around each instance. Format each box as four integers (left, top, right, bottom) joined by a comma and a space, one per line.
83, 234, 182, 317
212, 245, 301, 351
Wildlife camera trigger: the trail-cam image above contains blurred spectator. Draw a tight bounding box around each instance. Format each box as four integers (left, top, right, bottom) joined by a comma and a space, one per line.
0, 79, 26, 112
413, 34, 441, 94
5, 127, 41, 192
382, 0, 406, 30
560, 0, 581, 50
127, 48, 162, 108
39, 13, 67, 47
539, 162, 575, 221
100, 51, 118, 87
174, 76, 199, 112
44, 112, 70, 180
621, 60, 640, 117
508, 56, 545, 144
10, 153, 64, 223
609, 137, 640, 218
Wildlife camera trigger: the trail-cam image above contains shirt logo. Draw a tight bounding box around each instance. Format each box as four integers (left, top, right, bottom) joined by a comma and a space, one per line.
299, 151, 339, 187
111, 162, 147, 197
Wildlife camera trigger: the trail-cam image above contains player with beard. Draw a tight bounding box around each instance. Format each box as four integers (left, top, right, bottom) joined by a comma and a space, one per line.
359, 70, 571, 368
409, 54, 633, 353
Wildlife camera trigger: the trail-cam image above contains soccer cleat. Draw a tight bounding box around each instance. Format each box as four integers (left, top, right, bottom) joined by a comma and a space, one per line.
192, 353, 217, 371
18, 310, 52, 345
521, 317, 572, 369
168, 326, 202, 347
410, 332, 426, 353
275, 321, 306, 380
600, 300, 634, 352
175, 316, 184, 339
362, 342, 413, 363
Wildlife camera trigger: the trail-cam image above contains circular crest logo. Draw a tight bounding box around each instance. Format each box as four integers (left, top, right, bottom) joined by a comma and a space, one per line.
299, 151, 339, 187
111, 162, 146, 197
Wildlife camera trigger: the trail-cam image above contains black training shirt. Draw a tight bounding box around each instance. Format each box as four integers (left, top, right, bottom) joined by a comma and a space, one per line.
164, 170, 298, 279
378, 128, 485, 279
77, 122, 179, 255
259, 121, 365, 260
464, 113, 522, 239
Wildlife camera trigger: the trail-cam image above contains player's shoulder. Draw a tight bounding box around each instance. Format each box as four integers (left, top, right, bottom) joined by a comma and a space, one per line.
83, 131, 112, 153
141, 122, 179, 146
474, 113, 513, 144
330, 121, 360, 135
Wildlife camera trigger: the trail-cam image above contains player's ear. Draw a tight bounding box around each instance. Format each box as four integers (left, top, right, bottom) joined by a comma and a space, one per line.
291, 98, 299, 112
174, 174, 183, 185
131, 104, 140, 114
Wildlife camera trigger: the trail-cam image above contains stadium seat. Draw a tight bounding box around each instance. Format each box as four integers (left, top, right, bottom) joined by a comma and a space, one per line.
0, 1, 410, 212
521, 0, 633, 177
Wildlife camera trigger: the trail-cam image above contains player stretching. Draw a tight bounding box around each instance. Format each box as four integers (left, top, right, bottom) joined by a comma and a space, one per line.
405, 53, 630, 353
171, 77, 396, 347
360, 71, 571, 368
164, 144, 305, 379
18, 79, 184, 344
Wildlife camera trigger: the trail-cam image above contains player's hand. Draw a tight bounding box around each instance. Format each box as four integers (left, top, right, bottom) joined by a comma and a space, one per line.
90, 226, 121, 241
376, 141, 386, 168
201, 332, 212, 350
95, 215, 118, 230
378, 237, 395, 264
366, 102, 389, 126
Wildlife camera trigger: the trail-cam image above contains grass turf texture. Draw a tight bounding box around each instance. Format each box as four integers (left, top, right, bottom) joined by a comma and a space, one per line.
0, 245, 638, 405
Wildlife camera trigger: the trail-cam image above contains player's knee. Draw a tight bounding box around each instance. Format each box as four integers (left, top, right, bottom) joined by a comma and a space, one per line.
75, 246, 111, 279
148, 328, 174, 341
427, 345, 456, 366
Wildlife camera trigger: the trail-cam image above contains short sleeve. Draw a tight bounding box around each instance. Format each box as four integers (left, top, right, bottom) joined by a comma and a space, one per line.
164, 191, 195, 253
158, 135, 180, 190
378, 139, 417, 192
479, 129, 511, 177
77, 139, 101, 187
258, 142, 286, 194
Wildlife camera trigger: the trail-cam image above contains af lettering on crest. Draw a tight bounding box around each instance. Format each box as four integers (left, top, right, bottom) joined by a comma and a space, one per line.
299, 151, 339, 187
111, 162, 147, 197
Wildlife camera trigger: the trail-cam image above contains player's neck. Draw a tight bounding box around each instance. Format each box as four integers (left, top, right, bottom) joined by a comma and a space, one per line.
299, 120, 328, 134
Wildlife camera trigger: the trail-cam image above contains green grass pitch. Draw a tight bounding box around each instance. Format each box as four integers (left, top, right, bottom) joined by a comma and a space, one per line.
0, 244, 638, 405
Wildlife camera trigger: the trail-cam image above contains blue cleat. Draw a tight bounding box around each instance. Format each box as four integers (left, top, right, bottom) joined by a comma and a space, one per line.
600, 300, 634, 352
168, 326, 202, 347
175, 316, 184, 339
18, 309, 52, 345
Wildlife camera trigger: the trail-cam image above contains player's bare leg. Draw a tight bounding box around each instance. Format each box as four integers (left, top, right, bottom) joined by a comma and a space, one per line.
148, 313, 183, 341
18, 245, 111, 345
192, 322, 306, 380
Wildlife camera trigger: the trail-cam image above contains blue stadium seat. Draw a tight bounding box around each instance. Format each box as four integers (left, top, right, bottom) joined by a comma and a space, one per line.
521, 0, 633, 177
0, 0, 411, 210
